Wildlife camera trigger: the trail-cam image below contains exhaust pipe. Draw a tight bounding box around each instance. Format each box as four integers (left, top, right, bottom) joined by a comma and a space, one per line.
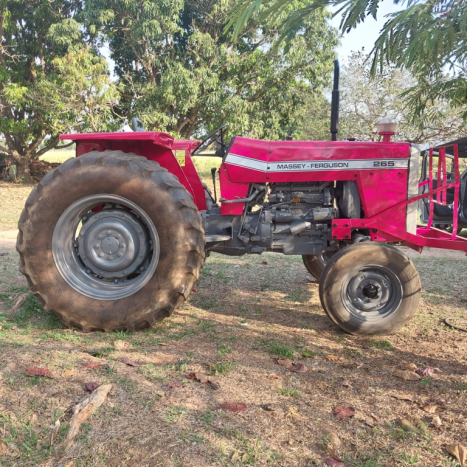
330, 59, 340, 142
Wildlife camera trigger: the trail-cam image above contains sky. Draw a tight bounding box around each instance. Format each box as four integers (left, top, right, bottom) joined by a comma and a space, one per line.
330, 2, 403, 63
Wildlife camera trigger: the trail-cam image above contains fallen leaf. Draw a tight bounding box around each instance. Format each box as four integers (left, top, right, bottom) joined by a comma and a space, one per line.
325, 432, 342, 449
12, 294, 27, 310
64, 462, 73, 467
116, 357, 139, 367
402, 363, 418, 371
62, 368, 75, 378
393, 370, 421, 381
432, 415, 442, 429
82, 362, 101, 369
290, 362, 307, 373
332, 406, 355, 419
425, 398, 446, 408
168, 380, 181, 388
85, 382, 99, 392
186, 372, 197, 380
158, 343, 169, 346
261, 261, 268, 265
230, 452, 240, 462
302, 349, 316, 358
389, 392, 417, 402
398, 416, 427, 434
65, 384, 112, 447
322, 456, 343, 467
423, 404, 438, 414
326, 355, 339, 361
192, 288, 197, 292
277, 358, 293, 369
219, 403, 248, 413
415, 366, 441, 377
326, 443, 342, 461
260, 403, 274, 411
268, 373, 281, 380
25, 367, 53, 378
342, 380, 352, 388
446, 443, 467, 466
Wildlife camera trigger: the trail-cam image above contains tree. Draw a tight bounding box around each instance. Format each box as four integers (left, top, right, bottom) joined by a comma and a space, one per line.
229, 0, 467, 118
0, 0, 119, 182
82, 0, 337, 140
337, 51, 467, 144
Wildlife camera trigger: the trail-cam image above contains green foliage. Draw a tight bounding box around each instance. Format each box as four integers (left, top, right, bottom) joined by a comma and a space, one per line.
0, 0, 119, 180
82, 0, 337, 139
231, 0, 467, 122
338, 51, 467, 144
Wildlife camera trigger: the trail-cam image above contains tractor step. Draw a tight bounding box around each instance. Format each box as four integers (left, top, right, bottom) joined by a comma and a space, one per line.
205, 235, 231, 242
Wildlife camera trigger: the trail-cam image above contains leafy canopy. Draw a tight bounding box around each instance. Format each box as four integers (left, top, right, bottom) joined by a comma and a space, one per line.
82, 0, 337, 139
0, 0, 118, 180
229, 0, 467, 117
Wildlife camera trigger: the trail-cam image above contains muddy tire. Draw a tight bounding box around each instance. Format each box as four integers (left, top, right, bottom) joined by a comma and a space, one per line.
319, 243, 420, 336
17, 151, 205, 331
302, 250, 337, 281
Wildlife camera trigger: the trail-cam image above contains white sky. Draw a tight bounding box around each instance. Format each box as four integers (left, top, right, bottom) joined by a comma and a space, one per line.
330, 2, 403, 62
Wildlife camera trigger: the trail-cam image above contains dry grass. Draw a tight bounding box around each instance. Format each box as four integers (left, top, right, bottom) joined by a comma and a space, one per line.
1, 172, 467, 467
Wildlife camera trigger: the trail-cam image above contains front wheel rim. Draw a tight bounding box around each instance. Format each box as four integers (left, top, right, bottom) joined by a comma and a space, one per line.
341, 266, 403, 321
52, 194, 160, 300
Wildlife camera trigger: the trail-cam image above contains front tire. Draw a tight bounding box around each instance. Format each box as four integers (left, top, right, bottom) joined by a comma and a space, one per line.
319, 243, 421, 336
17, 151, 205, 331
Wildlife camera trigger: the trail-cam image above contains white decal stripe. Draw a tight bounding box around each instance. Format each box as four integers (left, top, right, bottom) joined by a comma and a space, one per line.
224, 154, 267, 171
225, 153, 409, 172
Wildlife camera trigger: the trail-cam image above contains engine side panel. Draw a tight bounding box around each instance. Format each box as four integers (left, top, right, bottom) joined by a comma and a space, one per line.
223, 138, 412, 236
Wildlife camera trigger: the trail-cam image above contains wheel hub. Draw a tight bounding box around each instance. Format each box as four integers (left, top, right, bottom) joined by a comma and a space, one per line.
346, 269, 392, 312
77, 209, 149, 279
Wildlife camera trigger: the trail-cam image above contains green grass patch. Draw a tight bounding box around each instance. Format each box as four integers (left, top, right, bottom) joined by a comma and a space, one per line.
268, 341, 294, 359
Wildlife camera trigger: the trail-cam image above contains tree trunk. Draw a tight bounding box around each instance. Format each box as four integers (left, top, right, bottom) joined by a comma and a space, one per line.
15, 153, 32, 183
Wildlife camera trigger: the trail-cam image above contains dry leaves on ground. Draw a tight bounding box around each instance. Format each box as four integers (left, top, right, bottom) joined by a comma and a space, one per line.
82, 362, 101, 369
402, 363, 418, 371
25, 367, 53, 378
415, 366, 441, 377
332, 406, 355, 419
322, 456, 344, 466
397, 417, 427, 434
168, 380, 182, 389
218, 403, 248, 413
116, 357, 139, 367
276, 358, 307, 373
446, 443, 467, 466
432, 415, 443, 429
393, 370, 421, 381
85, 382, 99, 392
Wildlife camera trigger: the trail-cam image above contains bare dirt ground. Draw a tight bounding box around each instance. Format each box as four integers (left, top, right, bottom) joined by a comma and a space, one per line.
1, 182, 467, 467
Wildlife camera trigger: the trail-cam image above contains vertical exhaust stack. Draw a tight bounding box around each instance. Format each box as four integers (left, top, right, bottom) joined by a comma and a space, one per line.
330, 59, 340, 142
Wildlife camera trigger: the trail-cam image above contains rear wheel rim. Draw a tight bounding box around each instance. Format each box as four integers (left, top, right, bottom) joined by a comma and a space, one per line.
52, 194, 160, 300
341, 266, 402, 321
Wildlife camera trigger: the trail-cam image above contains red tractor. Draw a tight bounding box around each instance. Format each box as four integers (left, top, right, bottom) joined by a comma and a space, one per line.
17, 61, 467, 336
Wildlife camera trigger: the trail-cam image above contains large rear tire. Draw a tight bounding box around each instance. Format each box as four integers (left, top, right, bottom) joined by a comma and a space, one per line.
17, 151, 205, 331
319, 243, 421, 336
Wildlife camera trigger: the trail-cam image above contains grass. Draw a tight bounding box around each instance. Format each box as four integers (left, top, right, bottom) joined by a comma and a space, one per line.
267, 340, 295, 359
1, 182, 467, 466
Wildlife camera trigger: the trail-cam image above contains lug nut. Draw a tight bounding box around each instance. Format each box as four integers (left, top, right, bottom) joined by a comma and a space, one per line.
121, 243, 125, 248
140, 266, 146, 271
83, 216, 88, 221
94, 244, 100, 249
98, 235, 103, 239
117, 253, 122, 257
109, 256, 113, 261
99, 253, 104, 257
86, 268, 91, 274
107, 230, 112, 235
